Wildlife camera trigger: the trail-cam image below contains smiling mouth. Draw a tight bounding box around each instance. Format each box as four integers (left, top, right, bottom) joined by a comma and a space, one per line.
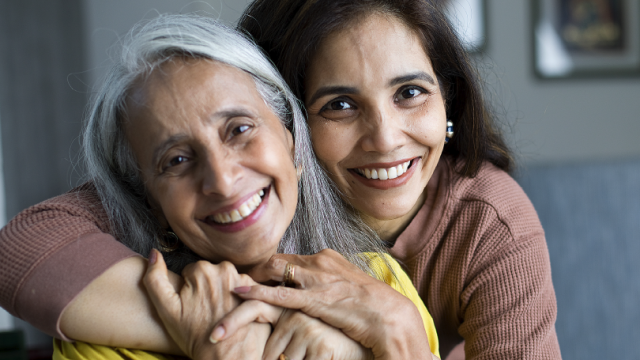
206, 187, 268, 224
353, 160, 414, 180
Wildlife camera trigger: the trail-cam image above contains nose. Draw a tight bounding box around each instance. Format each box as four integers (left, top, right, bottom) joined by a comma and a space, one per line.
360, 105, 405, 154
200, 148, 241, 197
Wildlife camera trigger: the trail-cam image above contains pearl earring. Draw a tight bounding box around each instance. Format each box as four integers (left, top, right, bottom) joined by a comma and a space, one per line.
445, 120, 454, 144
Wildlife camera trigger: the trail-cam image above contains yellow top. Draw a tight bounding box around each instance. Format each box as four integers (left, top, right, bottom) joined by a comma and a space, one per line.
54, 253, 439, 359
53, 340, 176, 360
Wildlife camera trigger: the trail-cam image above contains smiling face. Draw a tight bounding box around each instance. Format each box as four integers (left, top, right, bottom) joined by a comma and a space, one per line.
304, 13, 447, 240
125, 58, 298, 272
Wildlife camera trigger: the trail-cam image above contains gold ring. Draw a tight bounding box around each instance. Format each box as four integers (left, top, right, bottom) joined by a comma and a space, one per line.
279, 354, 290, 360
283, 262, 295, 287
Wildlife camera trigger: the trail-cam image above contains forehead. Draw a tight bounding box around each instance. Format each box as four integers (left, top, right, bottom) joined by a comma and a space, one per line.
128, 58, 261, 120
307, 13, 434, 85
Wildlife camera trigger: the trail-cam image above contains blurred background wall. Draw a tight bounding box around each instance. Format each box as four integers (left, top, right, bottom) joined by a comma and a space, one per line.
0, 0, 638, 359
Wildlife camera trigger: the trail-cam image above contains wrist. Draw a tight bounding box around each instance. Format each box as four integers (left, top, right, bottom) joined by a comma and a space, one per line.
372, 297, 432, 360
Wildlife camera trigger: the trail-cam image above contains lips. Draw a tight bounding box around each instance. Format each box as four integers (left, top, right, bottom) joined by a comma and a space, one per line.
207, 188, 266, 224
201, 186, 270, 233
349, 158, 419, 190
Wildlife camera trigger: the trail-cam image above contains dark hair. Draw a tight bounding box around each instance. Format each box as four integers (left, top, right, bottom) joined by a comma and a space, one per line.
239, 0, 511, 176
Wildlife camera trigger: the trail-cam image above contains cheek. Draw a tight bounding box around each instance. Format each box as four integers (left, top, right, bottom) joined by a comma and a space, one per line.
409, 104, 447, 146
150, 180, 195, 229
309, 120, 353, 168
252, 136, 298, 200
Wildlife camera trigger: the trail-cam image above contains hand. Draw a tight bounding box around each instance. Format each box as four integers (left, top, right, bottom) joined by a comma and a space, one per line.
267, 309, 373, 360
219, 249, 434, 360
143, 249, 270, 359
211, 299, 373, 360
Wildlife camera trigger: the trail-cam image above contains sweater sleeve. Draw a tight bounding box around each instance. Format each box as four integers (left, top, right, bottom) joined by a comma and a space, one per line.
453, 170, 562, 359
0, 184, 138, 340
456, 205, 561, 359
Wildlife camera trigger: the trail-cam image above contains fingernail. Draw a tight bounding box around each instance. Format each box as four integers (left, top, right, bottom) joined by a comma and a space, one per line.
210, 325, 225, 343
233, 286, 251, 294
148, 249, 157, 265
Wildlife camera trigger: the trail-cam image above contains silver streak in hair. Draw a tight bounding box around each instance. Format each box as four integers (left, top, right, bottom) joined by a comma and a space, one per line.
82, 13, 389, 273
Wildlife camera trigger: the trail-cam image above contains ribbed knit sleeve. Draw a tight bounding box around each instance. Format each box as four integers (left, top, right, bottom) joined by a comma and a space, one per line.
390, 158, 562, 359
0, 183, 138, 340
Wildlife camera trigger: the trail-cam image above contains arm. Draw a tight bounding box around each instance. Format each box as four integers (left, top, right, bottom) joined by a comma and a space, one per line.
0, 184, 184, 352
60, 256, 183, 354
438, 170, 561, 359
457, 230, 560, 359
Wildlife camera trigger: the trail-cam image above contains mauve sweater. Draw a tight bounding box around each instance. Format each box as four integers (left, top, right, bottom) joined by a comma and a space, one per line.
0, 157, 561, 359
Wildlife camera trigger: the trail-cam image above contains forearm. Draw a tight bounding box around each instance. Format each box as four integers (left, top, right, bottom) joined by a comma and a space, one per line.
60, 256, 184, 355
374, 297, 438, 360
459, 235, 560, 359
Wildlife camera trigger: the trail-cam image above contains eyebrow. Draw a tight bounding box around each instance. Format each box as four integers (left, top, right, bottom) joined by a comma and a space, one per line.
212, 108, 256, 121
389, 72, 436, 87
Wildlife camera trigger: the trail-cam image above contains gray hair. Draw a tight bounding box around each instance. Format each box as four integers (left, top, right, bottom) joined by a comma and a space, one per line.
83, 13, 389, 273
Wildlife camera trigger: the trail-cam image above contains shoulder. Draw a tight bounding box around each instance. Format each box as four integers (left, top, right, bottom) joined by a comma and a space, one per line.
11, 182, 110, 233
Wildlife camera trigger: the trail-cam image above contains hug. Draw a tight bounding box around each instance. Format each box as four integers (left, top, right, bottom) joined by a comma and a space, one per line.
0, 1, 560, 359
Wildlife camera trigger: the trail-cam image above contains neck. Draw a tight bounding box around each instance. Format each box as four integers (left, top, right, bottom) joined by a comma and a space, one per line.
362, 189, 427, 243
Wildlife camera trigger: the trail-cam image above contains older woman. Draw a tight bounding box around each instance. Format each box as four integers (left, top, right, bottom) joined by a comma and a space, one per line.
0, 14, 438, 360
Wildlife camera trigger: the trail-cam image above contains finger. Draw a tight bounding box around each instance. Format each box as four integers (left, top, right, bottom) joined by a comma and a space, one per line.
211, 300, 283, 343
247, 254, 302, 283
233, 285, 322, 317
262, 309, 296, 360
278, 329, 310, 360
251, 261, 326, 291
143, 249, 182, 319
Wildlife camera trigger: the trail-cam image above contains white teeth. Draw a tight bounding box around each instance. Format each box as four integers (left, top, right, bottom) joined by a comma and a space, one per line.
238, 204, 251, 217
388, 167, 397, 179
359, 161, 412, 181
210, 189, 265, 224
230, 210, 242, 222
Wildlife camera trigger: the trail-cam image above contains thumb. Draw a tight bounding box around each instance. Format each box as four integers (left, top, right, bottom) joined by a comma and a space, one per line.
143, 249, 182, 319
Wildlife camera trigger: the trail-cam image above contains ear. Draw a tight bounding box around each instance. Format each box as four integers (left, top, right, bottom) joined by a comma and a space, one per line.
285, 128, 294, 160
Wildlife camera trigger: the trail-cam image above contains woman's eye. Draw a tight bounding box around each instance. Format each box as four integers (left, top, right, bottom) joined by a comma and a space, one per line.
168, 156, 189, 168
397, 87, 425, 100
328, 100, 353, 111
231, 124, 251, 136
315, 97, 357, 121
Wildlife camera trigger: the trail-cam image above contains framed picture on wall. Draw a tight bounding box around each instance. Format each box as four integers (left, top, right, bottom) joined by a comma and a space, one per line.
442, 0, 487, 53
533, 0, 640, 78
